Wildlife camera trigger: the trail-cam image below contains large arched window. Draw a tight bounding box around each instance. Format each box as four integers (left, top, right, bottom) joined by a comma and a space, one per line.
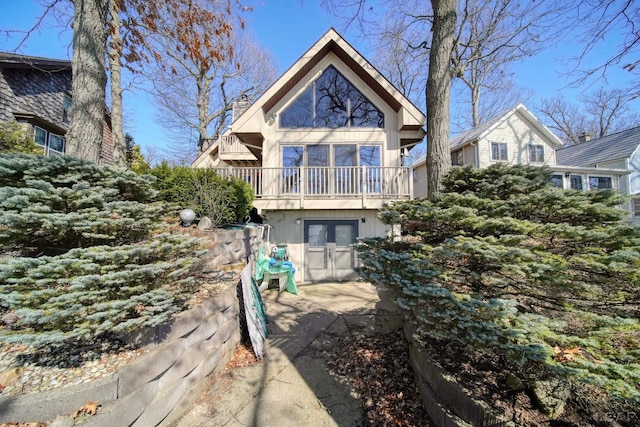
280, 66, 384, 129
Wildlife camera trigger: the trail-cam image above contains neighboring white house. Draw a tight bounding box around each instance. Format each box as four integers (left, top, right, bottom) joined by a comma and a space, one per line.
412, 104, 630, 211
556, 125, 640, 221
192, 28, 426, 283
413, 103, 564, 198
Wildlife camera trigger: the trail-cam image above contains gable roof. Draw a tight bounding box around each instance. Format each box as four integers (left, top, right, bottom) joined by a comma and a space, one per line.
413, 103, 563, 167
0, 52, 71, 71
555, 126, 640, 166
193, 28, 426, 165
450, 103, 563, 150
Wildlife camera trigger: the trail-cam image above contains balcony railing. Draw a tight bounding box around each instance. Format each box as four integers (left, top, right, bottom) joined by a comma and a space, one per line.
216, 166, 411, 200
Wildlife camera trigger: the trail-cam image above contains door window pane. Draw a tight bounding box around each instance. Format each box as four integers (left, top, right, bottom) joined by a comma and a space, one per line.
307, 145, 329, 194
308, 224, 328, 247
360, 146, 381, 193
335, 145, 357, 194
282, 146, 303, 193
335, 224, 354, 247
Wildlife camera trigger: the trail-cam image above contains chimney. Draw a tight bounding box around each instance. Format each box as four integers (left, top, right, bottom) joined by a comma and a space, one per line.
578, 131, 591, 143
232, 97, 250, 123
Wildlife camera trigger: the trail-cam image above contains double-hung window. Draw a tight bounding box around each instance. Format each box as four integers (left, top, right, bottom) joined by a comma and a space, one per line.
491, 142, 508, 161
34, 126, 65, 156
528, 144, 545, 163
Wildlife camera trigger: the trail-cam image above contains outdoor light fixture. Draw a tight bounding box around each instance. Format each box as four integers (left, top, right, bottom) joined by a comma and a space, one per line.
267, 113, 277, 126
295, 218, 302, 225
180, 209, 196, 226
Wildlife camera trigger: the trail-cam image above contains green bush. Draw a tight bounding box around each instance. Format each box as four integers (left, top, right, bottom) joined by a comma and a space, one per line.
0, 153, 204, 347
358, 164, 640, 407
0, 122, 43, 155
150, 162, 254, 227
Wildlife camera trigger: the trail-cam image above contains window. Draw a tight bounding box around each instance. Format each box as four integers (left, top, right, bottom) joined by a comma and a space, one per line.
549, 174, 564, 188
634, 198, 640, 217
63, 95, 72, 124
281, 143, 382, 194
528, 144, 545, 163
491, 142, 508, 161
34, 126, 65, 156
569, 175, 583, 190
588, 176, 612, 190
451, 149, 463, 166
280, 65, 384, 129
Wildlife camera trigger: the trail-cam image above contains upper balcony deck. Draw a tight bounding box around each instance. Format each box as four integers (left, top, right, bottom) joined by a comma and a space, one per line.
216, 165, 412, 211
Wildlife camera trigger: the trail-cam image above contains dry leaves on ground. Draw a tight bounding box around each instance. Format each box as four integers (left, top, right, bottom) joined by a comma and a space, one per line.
327, 329, 434, 427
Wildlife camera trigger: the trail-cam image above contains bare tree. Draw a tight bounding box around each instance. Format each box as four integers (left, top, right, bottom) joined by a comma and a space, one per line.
537, 87, 640, 145
570, 0, 640, 92
425, 0, 456, 199
108, 0, 127, 167
65, 0, 109, 163
144, 21, 277, 159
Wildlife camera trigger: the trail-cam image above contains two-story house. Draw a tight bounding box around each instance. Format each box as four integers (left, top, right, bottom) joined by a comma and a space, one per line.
192, 29, 426, 283
412, 104, 630, 206
0, 52, 113, 163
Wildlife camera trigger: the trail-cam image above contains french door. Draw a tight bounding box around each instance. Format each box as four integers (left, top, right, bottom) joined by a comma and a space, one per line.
304, 220, 358, 282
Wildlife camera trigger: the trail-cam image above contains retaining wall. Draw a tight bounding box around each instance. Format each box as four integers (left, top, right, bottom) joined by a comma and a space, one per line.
403, 323, 513, 427
0, 227, 260, 426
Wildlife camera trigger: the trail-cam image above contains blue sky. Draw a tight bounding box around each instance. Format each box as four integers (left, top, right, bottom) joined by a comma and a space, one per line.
1, 0, 637, 159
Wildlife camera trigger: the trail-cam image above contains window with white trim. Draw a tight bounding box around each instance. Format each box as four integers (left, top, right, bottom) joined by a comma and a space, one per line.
490, 142, 508, 161
34, 126, 65, 156
569, 175, 583, 190
549, 174, 563, 188
528, 143, 544, 163
588, 176, 613, 190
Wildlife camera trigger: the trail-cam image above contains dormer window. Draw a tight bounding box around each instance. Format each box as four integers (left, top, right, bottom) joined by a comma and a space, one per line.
280, 65, 384, 129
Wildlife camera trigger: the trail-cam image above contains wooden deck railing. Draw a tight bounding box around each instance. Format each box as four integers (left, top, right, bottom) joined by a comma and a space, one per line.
216, 166, 411, 200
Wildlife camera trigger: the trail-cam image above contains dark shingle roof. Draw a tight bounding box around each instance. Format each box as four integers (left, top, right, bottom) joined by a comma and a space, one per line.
555, 126, 640, 166
0, 52, 71, 71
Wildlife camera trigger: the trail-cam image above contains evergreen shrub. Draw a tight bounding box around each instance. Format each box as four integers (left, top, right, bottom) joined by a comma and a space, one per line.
358, 164, 640, 407
149, 162, 254, 227
0, 153, 204, 347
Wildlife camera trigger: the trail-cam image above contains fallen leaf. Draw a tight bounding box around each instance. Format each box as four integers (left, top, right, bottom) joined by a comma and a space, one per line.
73, 400, 99, 418
554, 346, 582, 362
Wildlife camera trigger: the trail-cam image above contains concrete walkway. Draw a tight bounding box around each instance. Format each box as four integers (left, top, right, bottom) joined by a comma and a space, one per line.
170, 281, 402, 427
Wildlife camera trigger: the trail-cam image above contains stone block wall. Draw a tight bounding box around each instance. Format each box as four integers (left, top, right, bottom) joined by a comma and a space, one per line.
0, 227, 260, 426
403, 323, 512, 427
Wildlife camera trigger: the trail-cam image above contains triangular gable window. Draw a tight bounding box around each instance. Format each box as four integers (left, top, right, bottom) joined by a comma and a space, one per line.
280, 65, 384, 129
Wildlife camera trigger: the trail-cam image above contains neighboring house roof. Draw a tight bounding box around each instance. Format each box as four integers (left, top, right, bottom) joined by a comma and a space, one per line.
555, 125, 640, 166
0, 51, 71, 71
413, 103, 564, 167
192, 28, 426, 166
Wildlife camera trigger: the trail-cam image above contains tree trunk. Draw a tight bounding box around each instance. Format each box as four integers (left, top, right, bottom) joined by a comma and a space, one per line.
66, 0, 109, 164
426, 0, 456, 200
108, 0, 127, 167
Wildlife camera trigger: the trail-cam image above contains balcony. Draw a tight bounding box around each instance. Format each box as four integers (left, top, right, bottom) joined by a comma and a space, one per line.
216, 166, 412, 210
